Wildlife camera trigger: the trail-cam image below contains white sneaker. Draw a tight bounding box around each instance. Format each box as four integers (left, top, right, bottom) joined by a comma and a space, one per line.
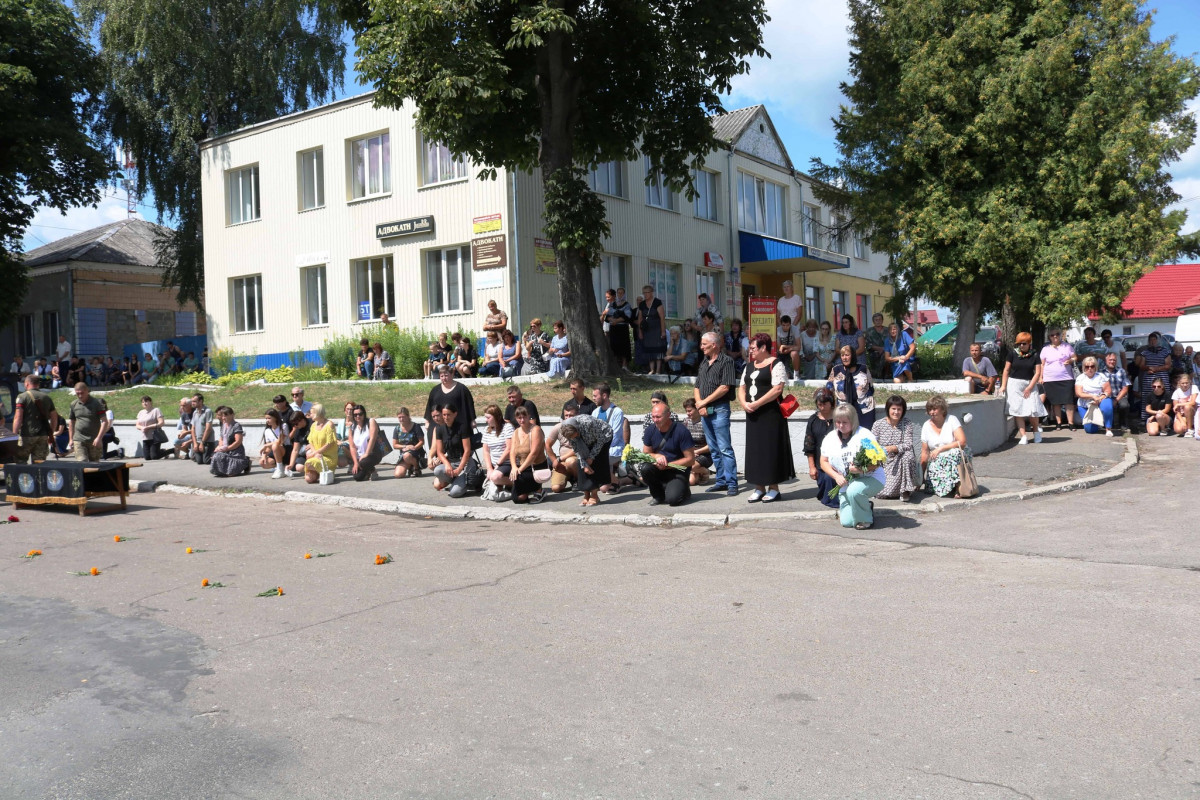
1018, 435, 1028, 445
1105, 429, 1114, 437
284, 468, 295, 477
1034, 431, 1043, 444
271, 465, 284, 479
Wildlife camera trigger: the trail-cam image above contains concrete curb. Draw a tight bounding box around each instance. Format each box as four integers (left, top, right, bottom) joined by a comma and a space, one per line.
129, 438, 1139, 529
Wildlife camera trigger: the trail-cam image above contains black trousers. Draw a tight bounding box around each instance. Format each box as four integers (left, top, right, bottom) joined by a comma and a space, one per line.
642, 467, 691, 506
353, 449, 384, 481
1113, 395, 1131, 429
191, 441, 216, 464
144, 440, 163, 460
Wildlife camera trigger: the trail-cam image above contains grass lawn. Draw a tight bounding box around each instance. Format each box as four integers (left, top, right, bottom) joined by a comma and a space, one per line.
99, 376, 938, 420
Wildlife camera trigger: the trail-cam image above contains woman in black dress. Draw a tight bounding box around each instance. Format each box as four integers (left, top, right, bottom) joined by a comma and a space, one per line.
601, 289, 633, 369
738, 333, 795, 503
559, 413, 614, 506
636, 284, 667, 374
803, 388, 838, 508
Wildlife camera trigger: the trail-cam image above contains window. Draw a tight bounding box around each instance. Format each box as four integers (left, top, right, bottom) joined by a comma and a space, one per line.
422, 135, 467, 185
351, 132, 391, 199
832, 290, 849, 322
853, 232, 866, 260
354, 257, 395, 321
830, 216, 846, 254
856, 294, 870, 330
76, 308, 107, 356
299, 148, 324, 210
801, 205, 819, 247
17, 314, 34, 357
805, 286, 823, 324
425, 246, 473, 315
647, 261, 680, 318
303, 265, 328, 327
593, 254, 628, 311
227, 165, 260, 224
175, 312, 197, 337
696, 269, 721, 312
693, 169, 718, 221
644, 156, 677, 211
231, 275, 264, 333
1122, 325, 1135, 336
42, 311, 59, 355
737, 172, 785, 238
588, 161, 625, 198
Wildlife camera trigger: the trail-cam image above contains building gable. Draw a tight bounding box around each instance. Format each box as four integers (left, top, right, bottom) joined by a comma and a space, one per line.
712, 106, 793, 171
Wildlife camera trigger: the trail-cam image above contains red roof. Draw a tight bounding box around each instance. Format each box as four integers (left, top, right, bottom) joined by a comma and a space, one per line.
904, 309, 941, 325
1181, 291, 1200, 311
1088, 263, 1200, 320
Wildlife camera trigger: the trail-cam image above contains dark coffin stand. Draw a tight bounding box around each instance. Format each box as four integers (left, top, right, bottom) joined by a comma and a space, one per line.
4, 461, 140, 516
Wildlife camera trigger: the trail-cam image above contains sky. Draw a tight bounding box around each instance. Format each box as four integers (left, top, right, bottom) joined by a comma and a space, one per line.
22, 0, 1200, 267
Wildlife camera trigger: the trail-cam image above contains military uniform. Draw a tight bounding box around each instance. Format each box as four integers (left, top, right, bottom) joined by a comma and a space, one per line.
14, 389, 55, 463
70, 395, 108, 462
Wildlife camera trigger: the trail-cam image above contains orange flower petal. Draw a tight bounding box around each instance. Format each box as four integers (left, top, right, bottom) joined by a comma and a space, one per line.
90, 567, 99, 576
202, 578, 209, 587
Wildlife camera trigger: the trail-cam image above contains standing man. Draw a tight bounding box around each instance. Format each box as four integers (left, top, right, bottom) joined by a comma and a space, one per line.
865, 313, 888, 378
290, 387, 313, 414
379, 313, 399, 332
776, 281, 803, 331
12, 374, 58, 463
1134, 332, 1173, 394
190, 393, 217, 464
641, 404, 696, 507
68, 383, 109, 462
55, 334, 72, 385
591, 382, 629, 493
694, 331, 738, 496
694, 292, 723, 330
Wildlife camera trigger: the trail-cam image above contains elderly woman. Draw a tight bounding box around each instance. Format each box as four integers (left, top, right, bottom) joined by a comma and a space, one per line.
803, 388, 838, 508
560, 412, 614, 506
828, 344, 876, 428
664, 325, 692, 376
302, 404, 338, 484
739, 333, 795, 503
1040, 328, 1077, 429
871, 394, 919, 501
1000, 332, 1046, 445
521, 319, 551, 375
1074, 357, 1113, 436
209, 406, 250, 477
920, 395, 971, 498
883, 322, 916, 383
820, 403, 886, 530
548, 320, 571, 377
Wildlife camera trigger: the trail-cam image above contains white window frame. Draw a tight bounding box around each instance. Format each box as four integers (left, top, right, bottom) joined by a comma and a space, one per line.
852, 231, 866, 260
830, 215, 847, 255
421, 135, 467, 186
644, 156, 677, 211
587, 161, 625, 198
425, 246, 473, 315
353, 257, 395, 321
693, 169, 718, 221
593, 254, 628, 311
696, 268, 721, 312
801, 204, 819, 247
350, 131, 391, 199
738, 172, 785, 238
805, 285, 823, 324
298, 148, 324, 211
647, 260, 681, 318
231, 275, 264, 333
302, 264, 329, 327
227, 165, 260, 225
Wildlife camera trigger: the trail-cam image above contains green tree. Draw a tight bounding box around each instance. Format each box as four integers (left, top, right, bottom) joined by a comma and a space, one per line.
78, 0, 348, 309
0, 0, 111, 325
343, 0, 768, 377
811, 0, 1198, 366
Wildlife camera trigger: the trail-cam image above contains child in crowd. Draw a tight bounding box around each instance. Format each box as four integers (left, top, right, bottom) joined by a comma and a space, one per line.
1171, 373, 1198, 438
423, 340, 446, 378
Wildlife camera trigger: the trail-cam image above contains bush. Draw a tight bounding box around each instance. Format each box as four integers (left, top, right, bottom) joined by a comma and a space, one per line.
154, 371, 215, 386
209, 347, 237, 377
319, 324, 473, 379
915, 341, 955, 380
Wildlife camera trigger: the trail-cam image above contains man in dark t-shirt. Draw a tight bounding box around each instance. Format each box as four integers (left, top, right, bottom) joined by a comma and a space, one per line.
641, 405, 696, 507
503, 385, 539, 427
567, 378, 597, 416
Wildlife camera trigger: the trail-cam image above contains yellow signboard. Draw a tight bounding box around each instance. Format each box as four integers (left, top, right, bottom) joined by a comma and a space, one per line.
534, 237, 558, 275
472, 213, 502, 234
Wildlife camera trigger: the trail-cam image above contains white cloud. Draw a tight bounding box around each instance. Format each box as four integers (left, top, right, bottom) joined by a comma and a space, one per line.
1167, 98, 1200, 238
22, 192, 148, 253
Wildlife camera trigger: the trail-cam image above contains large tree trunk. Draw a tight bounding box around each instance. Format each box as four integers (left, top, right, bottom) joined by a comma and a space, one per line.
952, 286, 984, 373
1002, 294, 1017, 346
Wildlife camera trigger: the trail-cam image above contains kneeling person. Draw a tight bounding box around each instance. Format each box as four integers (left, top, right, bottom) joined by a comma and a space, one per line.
641, 405, 696, 507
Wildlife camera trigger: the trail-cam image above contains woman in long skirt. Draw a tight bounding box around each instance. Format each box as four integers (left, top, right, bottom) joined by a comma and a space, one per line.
210, 406, 250, 477
559, 414, 613, 507
739, 333, 795, 503
870, 395, 919, 501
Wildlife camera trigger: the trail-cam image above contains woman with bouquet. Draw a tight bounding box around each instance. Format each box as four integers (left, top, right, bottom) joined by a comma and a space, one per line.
820, 403, 887, 530
738, 333, 795, 503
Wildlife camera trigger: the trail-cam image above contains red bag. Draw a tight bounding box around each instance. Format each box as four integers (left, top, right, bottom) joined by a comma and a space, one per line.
779, 394, 799, 417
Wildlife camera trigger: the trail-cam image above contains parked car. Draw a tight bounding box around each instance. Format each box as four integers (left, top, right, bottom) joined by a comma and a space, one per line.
916, 323, 1000, 359
1120, 333, 1176, 353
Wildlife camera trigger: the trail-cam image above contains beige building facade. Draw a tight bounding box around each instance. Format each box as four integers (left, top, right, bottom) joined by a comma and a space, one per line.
199, 93, 891, 368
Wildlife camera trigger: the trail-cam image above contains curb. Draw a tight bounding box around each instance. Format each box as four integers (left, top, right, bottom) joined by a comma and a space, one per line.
129, 438, 1139, 529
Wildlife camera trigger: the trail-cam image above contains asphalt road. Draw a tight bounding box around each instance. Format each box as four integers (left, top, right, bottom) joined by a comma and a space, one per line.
1, 436, 1197, 799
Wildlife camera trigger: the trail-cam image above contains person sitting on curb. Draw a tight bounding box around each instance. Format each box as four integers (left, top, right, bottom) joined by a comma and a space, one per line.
641, 404, 696, 507
190, 393, 217, 465
261, 409, 286, 472
682, 398, 711, 487
431, 403, 476, 498
481, 404, 516, 498
1074, 356, 1114, 436
347, 404, 388, 481
392, 407, 426, 478
424, 407, 444, 472
508, 404, 547, 503
173, 396, 195, 460
283, 409, 309, 477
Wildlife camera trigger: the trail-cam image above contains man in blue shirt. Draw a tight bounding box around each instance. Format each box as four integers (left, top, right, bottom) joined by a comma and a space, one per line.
641, 404, 696, 506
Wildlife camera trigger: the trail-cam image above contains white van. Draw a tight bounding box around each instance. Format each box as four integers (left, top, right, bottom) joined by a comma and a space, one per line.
1175, 312, 1200, 349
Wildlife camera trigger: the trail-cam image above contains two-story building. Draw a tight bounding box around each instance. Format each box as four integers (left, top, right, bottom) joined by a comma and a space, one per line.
199, 93, 892, 367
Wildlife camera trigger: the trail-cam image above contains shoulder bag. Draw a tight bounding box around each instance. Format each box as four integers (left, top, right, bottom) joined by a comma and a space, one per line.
956, 454, 979, 498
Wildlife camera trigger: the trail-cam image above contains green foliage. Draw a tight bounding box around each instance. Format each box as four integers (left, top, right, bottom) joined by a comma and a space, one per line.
0, 0, 112, 322
208, 347, 237, 377
153, 371, 216, 386
914, 342, 955, 381
543, 167, 609, 268
319, 324, 469, 380
78, 0, 347, 310
813, 0, 1199, 364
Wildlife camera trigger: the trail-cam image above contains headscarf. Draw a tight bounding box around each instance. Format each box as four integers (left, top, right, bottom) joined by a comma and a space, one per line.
560, 414, 612, 463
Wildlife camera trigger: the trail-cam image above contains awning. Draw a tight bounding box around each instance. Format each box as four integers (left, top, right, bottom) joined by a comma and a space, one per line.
738, 231, 850, 275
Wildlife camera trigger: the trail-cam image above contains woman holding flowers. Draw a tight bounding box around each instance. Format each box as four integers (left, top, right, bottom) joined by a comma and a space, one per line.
820, 403, 887, 529
920, 395, 971, 497
560, 413, 613, 506
738, 333, 795, 503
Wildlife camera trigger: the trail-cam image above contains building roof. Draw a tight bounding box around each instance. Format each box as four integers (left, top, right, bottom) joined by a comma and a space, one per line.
709, 105, 794, 171
1180, 292, 1200, 312
1087, 263, 1200, 320
904, 309, 942, 326
23, 219, 170, 269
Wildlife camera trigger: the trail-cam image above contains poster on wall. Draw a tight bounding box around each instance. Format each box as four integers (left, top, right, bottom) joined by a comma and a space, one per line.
534, 237, 558, 275
473, 213, 502, 234
748, 296, 777, 353
471, 234, 508, 269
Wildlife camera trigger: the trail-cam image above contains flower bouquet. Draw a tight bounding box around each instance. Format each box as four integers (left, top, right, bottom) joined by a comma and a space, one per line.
621, 443, 687, 471
827, 439, 888, 501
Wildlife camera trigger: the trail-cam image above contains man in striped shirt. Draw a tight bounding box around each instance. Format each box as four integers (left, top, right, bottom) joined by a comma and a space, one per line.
694, 331, 739, 496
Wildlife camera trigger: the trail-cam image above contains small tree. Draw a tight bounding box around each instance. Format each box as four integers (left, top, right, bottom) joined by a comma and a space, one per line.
0, 0, 112, 324
812, 0, 1199, 367
344, 0, 769, 378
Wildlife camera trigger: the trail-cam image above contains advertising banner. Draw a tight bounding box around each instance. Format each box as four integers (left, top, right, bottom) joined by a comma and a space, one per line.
748, 296, 778, 354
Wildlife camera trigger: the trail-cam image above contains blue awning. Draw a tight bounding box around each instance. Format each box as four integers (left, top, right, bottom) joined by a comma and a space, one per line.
738, 231, 849, 274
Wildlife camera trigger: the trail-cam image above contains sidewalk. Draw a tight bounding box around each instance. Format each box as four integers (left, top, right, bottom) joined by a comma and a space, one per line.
118, 427, 1134, 526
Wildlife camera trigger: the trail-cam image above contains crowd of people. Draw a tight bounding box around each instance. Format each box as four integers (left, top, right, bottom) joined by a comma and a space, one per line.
7, 336, 208, 389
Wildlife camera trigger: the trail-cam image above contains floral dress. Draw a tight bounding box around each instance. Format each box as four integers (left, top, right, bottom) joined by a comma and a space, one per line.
921, 415, 971, 497
870, 418, 918, 498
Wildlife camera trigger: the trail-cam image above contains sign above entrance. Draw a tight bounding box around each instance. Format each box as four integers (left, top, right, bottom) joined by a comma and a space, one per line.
471, 234, 508, 270
704, 251, 725, 269
375, 216, 434, 239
